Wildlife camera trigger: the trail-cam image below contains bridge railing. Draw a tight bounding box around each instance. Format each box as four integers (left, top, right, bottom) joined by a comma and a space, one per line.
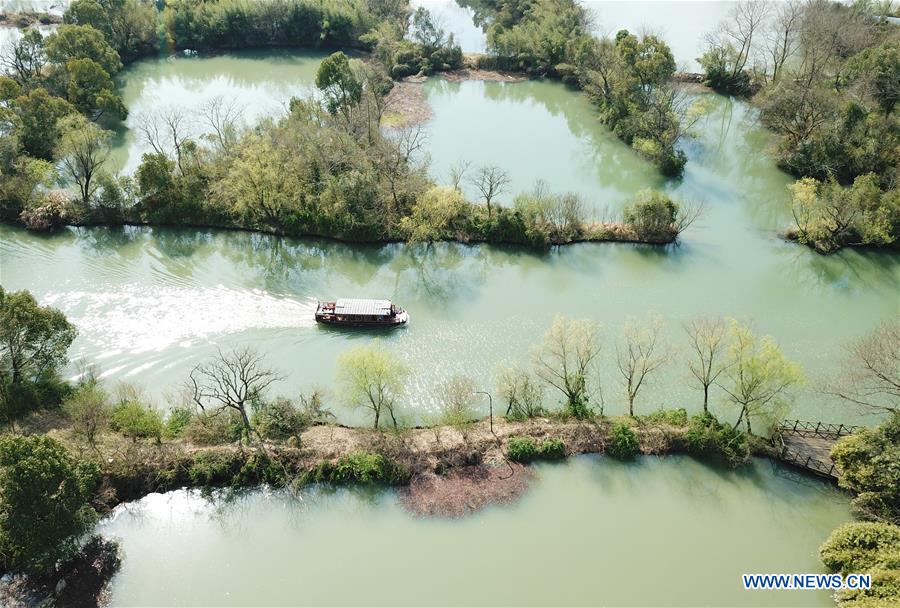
771, 432, 838, 478
775, 419, 861, 440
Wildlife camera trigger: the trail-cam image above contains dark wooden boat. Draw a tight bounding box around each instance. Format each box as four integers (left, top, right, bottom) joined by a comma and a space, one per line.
315, 298, 409, 328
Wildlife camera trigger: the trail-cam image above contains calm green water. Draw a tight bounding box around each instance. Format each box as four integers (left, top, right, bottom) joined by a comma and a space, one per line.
98, 456, 851, 607
0, 15, 883, 608
2, 50, 897, 425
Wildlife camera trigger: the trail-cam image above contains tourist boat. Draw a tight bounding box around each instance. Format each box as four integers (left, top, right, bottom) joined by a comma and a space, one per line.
314, 298, 409, 328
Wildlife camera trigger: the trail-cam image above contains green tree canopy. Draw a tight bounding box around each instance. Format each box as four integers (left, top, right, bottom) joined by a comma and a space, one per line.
11, 88, 78, 160
0, 434, 98, 573
44, 24, 123, 76
315, 52, 362, 117
64, 57, 127, 119
0, 287, 77, 386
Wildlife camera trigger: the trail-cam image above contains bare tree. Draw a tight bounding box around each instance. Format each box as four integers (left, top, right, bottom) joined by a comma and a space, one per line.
189, 347, 283, 442
56, 115, 110, 205
822, 319, 900, 414
615, 314, 670, 417
718, 0, 771, 81
497, 365, 545, 419
470, 165, 511, 216
199, 95, 243, 154
379, 125, 428, 219
684, 316, 729, 414
448, 159, 472, 191
138, 108, 192, 174
533, 316, 602, 418
436, 374, 478, 445
762, 0, 802, 84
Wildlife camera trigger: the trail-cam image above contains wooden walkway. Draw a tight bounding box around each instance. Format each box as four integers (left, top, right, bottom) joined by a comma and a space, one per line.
771, 420, 861, 480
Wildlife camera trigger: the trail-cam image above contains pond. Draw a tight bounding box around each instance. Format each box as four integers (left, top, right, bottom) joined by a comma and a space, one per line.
98, 456, 852, 607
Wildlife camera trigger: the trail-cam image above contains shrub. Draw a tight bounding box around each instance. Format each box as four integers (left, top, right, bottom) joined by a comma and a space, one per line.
684, 413, 750, 467
184, 410, 244, 445
2, 373, 72, 425
306, 452, 408, 485
19, 191, 73, 231
232, 452, 287, 487
640, 408, 688, 426
252, 398, 307, 440
622, 190, 678, 243
820, 522, 900, 607
820, 522, 900, 573
62, 378, 110, 447
164, 407, 193, 438
187, 451, 243, 486
831, 413, 900, 524
606, 422, 640, 460
507, 436, 538, 462
110, 401, 164, 442
507, 436, 567, 462
538, 437, 566, 460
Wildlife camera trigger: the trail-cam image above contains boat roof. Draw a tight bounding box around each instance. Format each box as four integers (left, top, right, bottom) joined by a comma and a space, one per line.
334, 298, 392, 316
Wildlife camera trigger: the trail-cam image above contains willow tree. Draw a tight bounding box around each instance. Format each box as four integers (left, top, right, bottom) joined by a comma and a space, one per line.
685, 316, 729, 414
337, 342, 408, 430
615, 314, 669, 417
719, 320, 804, 435
533, 315, 601, 419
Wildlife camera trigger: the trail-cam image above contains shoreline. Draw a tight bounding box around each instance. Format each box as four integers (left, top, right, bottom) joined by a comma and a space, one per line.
18, 410, 780, 518
3, 218, 680, 249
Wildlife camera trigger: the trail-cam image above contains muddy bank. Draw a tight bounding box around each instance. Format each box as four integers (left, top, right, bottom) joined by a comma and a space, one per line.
400, 463, 533, 517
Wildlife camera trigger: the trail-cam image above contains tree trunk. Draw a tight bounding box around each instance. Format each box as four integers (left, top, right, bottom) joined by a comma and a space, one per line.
702, 385, 709, 414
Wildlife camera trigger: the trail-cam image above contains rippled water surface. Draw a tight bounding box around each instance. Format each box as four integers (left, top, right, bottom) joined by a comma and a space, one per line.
3, 51, 897, 424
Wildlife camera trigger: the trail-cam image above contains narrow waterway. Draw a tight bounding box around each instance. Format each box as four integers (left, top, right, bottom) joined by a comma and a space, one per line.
2, 50, 897, 424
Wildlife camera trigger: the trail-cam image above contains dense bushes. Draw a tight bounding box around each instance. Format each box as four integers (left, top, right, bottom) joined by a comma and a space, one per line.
788, 174, 900, 254
0, 435, 99, 573
684, 413, 750, 467
188, 450, 287, 487
606, 423, 640, 460
506, 436, 566, 462
831, 413, 900, 525
698, 1, 900, 252
163, 0, 374, 51
305, 452, 409, 485
622, 191, 680, 243
639, 408, 689, 427
364, 7, 463, 79
820, 522, 900, 607
110, 401, 164, 442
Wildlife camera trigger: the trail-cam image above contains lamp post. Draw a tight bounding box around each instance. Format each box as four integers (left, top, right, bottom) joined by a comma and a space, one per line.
474, 390, 493, 434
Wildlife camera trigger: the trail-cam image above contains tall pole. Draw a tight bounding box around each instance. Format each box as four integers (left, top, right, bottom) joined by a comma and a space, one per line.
475, 390, 493, 434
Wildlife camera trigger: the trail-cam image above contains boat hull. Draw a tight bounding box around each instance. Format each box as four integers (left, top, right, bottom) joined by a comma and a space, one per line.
315, 310, 409, 328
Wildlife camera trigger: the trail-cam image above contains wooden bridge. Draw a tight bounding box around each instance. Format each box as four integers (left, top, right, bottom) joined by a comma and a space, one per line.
770, 420, 862, 480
